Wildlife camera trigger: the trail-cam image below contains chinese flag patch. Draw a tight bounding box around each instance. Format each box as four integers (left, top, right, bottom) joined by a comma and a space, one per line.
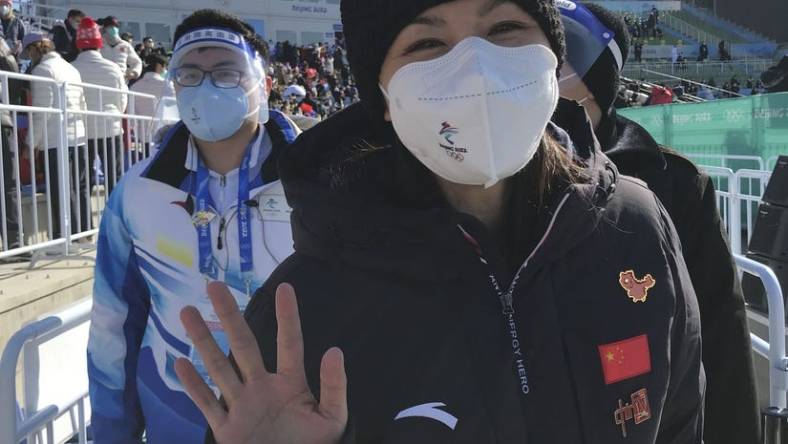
598, 335, 651, 385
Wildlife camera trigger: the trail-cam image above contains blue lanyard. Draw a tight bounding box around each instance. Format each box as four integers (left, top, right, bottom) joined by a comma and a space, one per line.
194, 138, 256, 289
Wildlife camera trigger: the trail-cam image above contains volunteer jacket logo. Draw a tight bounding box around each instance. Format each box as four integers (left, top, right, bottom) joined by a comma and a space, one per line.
619, 270, 655, 303
395, 402, 458, 430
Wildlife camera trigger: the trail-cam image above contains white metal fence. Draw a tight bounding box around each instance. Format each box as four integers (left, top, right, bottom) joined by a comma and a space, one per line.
689, 153, 766, 171
0, 298, 92, 444
1, 70, 157, 262
699, 163, 774, 256
623, 59, 773, 85
738, 256, 787, 411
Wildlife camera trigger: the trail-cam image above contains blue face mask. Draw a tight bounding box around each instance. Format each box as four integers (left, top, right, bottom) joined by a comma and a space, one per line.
177, 81, 257, 142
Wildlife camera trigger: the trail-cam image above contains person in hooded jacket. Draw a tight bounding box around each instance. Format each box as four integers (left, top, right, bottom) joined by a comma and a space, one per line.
175, 0, 705, 443
555, 4, 758, 444
51, 9, 84, 62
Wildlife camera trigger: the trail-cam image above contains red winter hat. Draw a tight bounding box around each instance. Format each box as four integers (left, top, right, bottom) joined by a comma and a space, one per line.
76, 17, 103, 50
299, 103, 314, 115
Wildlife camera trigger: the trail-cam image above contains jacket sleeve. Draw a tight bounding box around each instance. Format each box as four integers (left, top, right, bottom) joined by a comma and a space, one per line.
29, 66, 52, 150
87, 182, 150, 444
116, 68, 129, 113
683, 173, 760, 444
126, 48, 143, 80
16, 19, 25, 44
655, 204, 705, 444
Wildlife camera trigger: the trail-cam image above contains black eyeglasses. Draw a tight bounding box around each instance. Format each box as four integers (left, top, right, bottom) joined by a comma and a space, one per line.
172, 67, 245, 89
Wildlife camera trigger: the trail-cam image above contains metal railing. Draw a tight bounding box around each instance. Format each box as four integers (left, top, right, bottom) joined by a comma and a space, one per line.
623, 59, 772, 83
0, 70, 158, 262
662, 13, 722, 46
700, 165, 738, 248
690, 154, 766, 171
737, 255, 788, 444
697, 163, 774, 256
735, 169, 772, 253
0, 298, 93, 444
739, 255, 787, 409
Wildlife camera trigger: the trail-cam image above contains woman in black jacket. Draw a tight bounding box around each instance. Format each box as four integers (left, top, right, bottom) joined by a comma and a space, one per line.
175, 0, 705, 443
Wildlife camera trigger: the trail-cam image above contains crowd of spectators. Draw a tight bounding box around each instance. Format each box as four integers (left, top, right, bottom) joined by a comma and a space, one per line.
0, 6, 360, 245
267, 40, 358, 120
616, 74, 769, 109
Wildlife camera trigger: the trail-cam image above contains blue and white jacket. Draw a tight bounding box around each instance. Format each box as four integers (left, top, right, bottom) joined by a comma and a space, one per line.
87, 111, 299, 444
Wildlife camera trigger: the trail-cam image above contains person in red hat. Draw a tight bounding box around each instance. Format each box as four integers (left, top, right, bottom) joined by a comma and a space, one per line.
71, 16, 128, 198
98, 15, 142, 81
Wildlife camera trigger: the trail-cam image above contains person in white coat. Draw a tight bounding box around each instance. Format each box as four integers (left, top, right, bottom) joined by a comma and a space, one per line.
98, 16, 142, 81
130, 53, 168, 156
23, 32, 88, 237
130, 53, 167, 119
71, 17, 128, 199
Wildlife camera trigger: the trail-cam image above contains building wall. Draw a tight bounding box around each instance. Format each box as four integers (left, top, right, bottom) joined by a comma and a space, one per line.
40, 0, 342, 46
717, 0, 788, 43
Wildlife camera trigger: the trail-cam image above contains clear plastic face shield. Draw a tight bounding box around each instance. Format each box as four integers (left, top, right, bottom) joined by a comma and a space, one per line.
556, 0, 623, 102
152, 27, 269, 140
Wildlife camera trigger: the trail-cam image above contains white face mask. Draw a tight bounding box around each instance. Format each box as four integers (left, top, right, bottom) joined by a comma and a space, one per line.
382, 37, 559, 188
0, 5, 11, 16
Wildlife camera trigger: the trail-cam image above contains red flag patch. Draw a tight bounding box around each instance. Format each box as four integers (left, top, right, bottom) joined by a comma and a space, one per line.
598, 335, 651, 385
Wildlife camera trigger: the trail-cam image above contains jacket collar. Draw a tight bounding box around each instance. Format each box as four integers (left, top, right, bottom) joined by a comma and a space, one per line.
144, 110, 297, 190
143, 71, 165, 81
280, 102, 617, 282
601, 110, 668, 170
39, 52, 60, 64
183, 127, 267, 175
75, 50, 104, 62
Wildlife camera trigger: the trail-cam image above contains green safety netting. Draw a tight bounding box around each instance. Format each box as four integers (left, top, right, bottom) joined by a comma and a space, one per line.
619, 92, 788, 171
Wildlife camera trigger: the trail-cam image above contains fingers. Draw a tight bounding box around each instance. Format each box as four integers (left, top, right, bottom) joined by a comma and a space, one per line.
318, 347, 348, 424
180, 305, 244, 404
174, 357, 227, 429
207, 282, 268, 383
275, 283, 307, 385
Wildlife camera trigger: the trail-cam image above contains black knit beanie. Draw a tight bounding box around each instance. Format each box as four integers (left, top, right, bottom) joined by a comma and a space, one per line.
578, 2, 630, 114
341, 0, 567, 120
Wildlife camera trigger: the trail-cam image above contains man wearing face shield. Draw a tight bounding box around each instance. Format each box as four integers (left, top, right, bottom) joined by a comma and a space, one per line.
86, 9, 300, 444
556, 3, 759, 443
173, 1, 703, 443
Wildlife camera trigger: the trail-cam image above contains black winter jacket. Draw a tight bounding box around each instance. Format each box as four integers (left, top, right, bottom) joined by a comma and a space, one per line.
596, 111, 760, 444
51, 21, 78, 63
235, 103, 705, 443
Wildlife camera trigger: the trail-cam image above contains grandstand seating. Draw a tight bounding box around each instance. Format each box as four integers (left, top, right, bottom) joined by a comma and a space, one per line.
681, 3, 776, 45
665, 10, 747, 44
623, 59, 772, 86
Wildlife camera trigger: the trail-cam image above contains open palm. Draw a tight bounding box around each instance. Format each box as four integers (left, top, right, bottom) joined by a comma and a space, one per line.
175, 282, 347, 444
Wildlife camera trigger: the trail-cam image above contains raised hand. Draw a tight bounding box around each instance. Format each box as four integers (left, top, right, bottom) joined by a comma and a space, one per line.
175, 282, 348, 444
